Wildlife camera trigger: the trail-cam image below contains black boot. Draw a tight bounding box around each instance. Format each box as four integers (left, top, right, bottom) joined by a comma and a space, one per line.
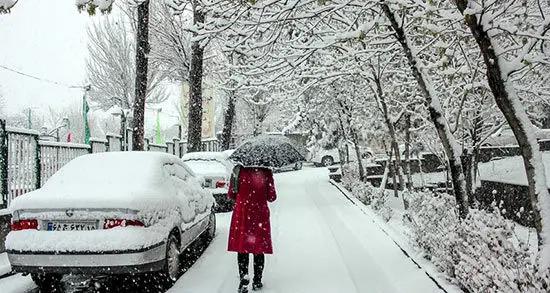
238, 254, 250, 293
252, 278, 263, 291
238, 277, 250, 293
252, 254, 264, 291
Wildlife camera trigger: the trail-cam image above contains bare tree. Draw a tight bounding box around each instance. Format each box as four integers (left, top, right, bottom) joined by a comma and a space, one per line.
186, 1, 206, 152
86, 10, 167, 111
149, 1, 192, 82
132, 0, 150, 151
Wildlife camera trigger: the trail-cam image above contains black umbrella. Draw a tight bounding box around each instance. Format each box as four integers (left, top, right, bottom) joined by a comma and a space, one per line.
229, 135, 306, 168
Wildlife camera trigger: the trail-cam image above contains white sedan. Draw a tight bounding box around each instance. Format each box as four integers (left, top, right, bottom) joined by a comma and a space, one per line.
6, 152, 215, 290
181, 152, 234, 212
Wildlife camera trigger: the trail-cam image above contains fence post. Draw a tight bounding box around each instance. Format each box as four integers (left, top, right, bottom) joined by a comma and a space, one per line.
173, 138, 180, 157
34, 135, 41, 189
106, 135, 111, 152
0, 120, 8, 209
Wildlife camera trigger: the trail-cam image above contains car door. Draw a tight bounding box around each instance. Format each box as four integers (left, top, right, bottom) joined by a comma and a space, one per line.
172, 162, 211, 245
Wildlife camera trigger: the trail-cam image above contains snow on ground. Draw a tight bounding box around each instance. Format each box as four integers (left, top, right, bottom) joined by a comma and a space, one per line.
479, 152, 550, 187
169, 168, 445, 293
0, 274, 35, 292
0, 252, 11, 276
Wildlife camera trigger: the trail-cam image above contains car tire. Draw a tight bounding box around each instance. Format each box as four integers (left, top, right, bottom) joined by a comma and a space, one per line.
204, 212, 216, 243
294, 162, 303, 170
31, 273, 63, 291
155, 234, 181, 287
321, 156, 334, 167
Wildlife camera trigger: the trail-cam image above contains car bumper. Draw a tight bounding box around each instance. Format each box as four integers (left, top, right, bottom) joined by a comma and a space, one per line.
7, 242, 166, 275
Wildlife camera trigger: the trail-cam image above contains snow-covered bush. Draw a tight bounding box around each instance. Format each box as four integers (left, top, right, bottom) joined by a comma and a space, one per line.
407, 191, 459, 276
371, 190, 393, 222
342, 163, 376, 205
407, 190, 549, 292
342, 164, 393, 221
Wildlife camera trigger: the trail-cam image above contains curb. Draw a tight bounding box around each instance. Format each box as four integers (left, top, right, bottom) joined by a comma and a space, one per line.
0, 271, 15, 280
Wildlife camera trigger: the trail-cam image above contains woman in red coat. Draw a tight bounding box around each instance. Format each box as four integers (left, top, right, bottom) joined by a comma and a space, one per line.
227, 165, 277, 292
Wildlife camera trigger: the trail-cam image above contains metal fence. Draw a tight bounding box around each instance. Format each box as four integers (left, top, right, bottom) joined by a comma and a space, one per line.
0, 120, 220, 209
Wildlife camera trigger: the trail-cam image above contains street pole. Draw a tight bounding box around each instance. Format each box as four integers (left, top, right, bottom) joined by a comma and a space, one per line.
121, 110, 127, 151
27, 108, 32, 129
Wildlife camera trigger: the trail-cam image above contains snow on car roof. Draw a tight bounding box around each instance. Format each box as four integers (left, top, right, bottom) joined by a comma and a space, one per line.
9, 152, 190, 211
181, 151, 228, 161
183, 160, 228, 178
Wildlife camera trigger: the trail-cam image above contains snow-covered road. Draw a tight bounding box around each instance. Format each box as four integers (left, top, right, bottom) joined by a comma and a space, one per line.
169, 168, 443, 293
0, 167, 445, 293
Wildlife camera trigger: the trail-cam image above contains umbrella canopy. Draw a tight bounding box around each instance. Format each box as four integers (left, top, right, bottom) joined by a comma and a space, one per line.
229, 135, 306, 168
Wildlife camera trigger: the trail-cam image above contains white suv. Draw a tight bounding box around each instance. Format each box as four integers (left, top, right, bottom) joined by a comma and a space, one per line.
310, 142, 373, 166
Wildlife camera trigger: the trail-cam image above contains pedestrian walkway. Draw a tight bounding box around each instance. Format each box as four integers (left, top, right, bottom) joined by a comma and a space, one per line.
169, 168, 444, 293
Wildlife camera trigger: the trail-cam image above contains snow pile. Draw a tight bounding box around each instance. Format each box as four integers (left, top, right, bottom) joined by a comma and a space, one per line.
341, 170, 550, 292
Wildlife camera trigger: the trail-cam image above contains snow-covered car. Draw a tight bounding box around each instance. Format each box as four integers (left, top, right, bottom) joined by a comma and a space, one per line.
310, 142, 374, 166
273, 161, 304, 173
6, 152, 215, 290
181, 151, 234, 212
483, 126, 550, 146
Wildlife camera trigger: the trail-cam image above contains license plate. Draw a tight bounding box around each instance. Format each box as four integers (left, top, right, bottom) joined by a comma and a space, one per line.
46, 221, 97, 231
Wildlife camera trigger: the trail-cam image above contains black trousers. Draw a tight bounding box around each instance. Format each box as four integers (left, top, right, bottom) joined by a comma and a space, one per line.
237, 253, 264, 281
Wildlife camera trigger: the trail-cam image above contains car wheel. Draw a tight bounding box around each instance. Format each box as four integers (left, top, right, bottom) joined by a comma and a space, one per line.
294, 162, 303, 170
31, 273, 63, 291
204, 212, 216, 242
155, 234, 181, 286
321, 156, 334, 167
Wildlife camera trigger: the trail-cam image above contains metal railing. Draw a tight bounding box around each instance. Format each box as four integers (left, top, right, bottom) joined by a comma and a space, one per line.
0, 120, 220, 209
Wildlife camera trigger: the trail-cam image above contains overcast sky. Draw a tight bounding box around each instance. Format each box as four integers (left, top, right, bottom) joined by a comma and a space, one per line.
0, 0, 94, 115
0, 0, 179, 129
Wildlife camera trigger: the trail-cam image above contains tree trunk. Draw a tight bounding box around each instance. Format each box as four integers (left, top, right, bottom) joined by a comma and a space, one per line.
373, 73, 405, 191
456, 0, 550, 260
404, 112, 413, 189
461, 149, 473, 204
132, 0, 150, 151
221, 95, 235, 150
381, 3, 469, 218
380, 146, 393, 197
351, 129, 365, 181
391, 158, 399, 198
186, 5, 205, 153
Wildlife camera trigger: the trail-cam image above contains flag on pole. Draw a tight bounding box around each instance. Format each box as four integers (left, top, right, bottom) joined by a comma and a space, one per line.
155, 110, 163, 144
83, 96, 91, 144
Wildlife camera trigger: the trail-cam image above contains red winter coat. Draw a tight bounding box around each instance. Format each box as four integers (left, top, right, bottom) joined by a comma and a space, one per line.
227, 167, 277, 254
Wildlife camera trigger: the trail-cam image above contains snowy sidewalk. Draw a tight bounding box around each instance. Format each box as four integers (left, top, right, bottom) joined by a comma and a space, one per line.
169, 168, 444, 293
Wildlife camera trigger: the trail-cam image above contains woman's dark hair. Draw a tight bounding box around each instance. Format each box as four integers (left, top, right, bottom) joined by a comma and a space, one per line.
231, 165, 242, 194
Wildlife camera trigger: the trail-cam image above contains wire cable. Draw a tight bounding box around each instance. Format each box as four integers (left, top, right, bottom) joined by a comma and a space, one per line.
0, 64, 86, 89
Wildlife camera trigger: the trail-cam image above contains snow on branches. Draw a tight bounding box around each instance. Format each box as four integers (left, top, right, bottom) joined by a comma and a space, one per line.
0, 0, 16, 13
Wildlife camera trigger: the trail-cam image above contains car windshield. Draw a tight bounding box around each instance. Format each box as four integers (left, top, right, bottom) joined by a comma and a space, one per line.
183, 160, 228, 176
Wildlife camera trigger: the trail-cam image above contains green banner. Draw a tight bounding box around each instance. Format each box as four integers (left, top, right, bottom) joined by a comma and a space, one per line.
83, 96, 91, 144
